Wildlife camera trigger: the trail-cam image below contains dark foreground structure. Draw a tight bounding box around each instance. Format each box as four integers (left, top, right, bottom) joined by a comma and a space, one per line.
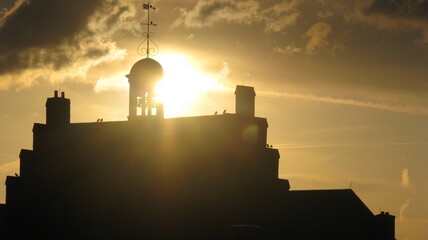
0, 58, 395, 239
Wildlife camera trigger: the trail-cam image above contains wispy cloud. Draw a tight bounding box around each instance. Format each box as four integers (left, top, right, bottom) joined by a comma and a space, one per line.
401, 168, 410, 187
304, 22, 332, 55
172, 0, 303, 33
260, 90, 428, 115
263, 12, 300, 32
94, 72, 129, 93
171, 0, 259, 28
261, 0, 302, 32
273, 43, 303, 56
0, 0, 26, 27
399, 198, 411, 221
275, 142, 428, 150
262, 0, 301, 17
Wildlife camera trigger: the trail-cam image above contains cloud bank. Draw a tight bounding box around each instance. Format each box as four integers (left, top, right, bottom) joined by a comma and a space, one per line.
348, 0, 428, 44
0, 0, 134, 89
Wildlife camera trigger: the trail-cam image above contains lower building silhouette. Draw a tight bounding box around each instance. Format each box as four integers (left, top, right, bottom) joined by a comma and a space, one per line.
0, 84, 395, 239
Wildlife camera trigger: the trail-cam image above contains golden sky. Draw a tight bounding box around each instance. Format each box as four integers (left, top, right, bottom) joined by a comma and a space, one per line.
0, 0, 427, 239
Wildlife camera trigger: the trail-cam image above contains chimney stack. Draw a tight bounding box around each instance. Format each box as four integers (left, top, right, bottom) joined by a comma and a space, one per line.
45, 91, 71, 126
235, 85, 256, 117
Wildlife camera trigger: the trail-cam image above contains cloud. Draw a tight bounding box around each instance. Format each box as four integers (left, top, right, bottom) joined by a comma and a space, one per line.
399, 198, 411, 221
261, 0, 302, 32
185, 33, 196, 40
0, 0, 133, 89
363, 0, 428, 17
171, 0, 301, 32
273, 43, 303, 55
171, 0, 259, 28
215, 61, 230, 82
0, 0, 26, 26
172, 0, 302, 33
304, 22, 332, 55
260, 90, 428, 115
317, 10, 334, 18
262, 0, 301, 17
275, 142, 428, 149
347, 0, 428, 44
263, 12, 300, 32
401, 168, 410, 187
94, 72, 129, 93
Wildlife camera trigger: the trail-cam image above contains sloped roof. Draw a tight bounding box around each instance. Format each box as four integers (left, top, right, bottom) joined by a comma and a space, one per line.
277, 189, 376, 239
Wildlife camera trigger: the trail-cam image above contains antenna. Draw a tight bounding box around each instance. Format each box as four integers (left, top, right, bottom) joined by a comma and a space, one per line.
137, 2, 159, 58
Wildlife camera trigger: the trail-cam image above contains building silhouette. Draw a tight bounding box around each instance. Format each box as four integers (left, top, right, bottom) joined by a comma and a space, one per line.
0, 58, 395, 240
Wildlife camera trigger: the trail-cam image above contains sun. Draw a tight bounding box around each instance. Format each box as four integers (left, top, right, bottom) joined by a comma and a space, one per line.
154, 53, 225, 118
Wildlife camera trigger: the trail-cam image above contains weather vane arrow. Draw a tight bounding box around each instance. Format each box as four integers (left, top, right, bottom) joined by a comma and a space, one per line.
138, 2, 159, 58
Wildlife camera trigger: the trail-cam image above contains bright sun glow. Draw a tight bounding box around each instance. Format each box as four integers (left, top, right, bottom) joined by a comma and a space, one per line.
155, 53, 226, 117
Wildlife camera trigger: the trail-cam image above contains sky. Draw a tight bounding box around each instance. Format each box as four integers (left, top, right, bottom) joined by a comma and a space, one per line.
0, 0, 427, 239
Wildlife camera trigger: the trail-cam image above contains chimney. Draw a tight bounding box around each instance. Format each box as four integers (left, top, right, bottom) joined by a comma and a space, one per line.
46, 91, 71, 126
235, 85, 256, 117
374, 212, 395, 240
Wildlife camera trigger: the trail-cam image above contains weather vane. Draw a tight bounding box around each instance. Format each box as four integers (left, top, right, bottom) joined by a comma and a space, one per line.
137, 2, 159, 58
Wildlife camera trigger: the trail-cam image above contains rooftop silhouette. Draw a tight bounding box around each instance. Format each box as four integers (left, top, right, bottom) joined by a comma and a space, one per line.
0, 71, 395, 239
0, 4, 394, 238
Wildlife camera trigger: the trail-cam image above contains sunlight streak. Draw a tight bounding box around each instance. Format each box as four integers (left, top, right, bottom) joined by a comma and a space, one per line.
261, 90, 428, 115
274, 142, 428, 149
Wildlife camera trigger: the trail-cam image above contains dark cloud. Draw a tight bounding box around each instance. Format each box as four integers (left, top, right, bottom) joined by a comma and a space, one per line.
0, 0, 102, 50
364, 0, 428, 18
348, 0, 428, 44
0, 0, 132, 82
